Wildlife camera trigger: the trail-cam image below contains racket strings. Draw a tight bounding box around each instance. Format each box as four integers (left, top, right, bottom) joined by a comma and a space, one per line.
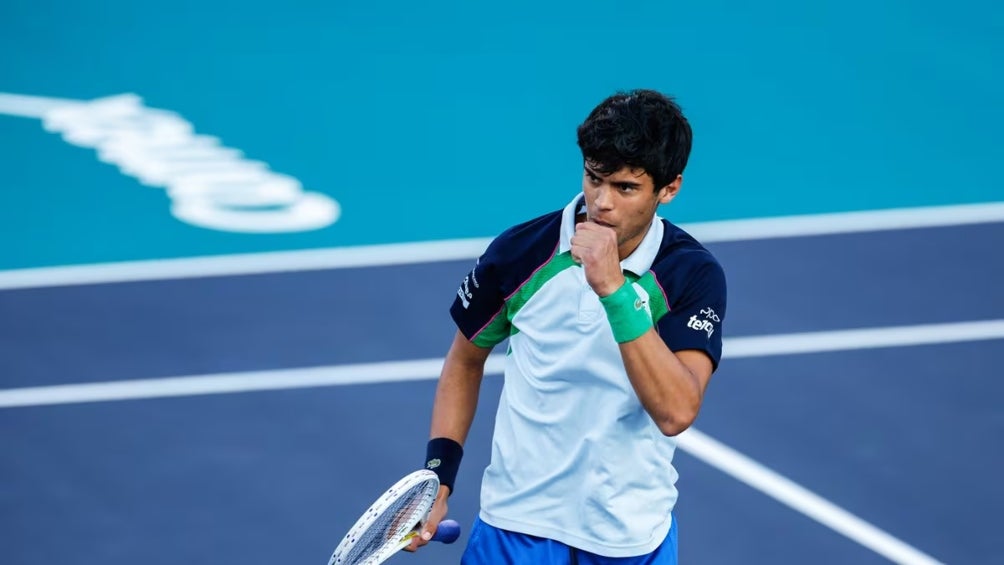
339, 479, 436, 564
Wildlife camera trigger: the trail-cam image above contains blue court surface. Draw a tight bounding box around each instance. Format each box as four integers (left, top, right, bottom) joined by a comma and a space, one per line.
2, 1, 1003, 564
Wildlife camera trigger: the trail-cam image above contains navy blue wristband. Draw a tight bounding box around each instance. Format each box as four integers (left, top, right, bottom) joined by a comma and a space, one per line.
425, 437, 463, 495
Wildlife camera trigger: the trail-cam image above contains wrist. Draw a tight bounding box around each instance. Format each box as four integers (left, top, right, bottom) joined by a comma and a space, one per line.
425, 437, 463, 495
594, 276, 626, 298
599, 281, 653, 343
436, 485, 451, 500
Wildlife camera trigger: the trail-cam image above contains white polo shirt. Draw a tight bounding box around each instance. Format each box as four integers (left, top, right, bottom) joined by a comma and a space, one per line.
450, 194, 727, 557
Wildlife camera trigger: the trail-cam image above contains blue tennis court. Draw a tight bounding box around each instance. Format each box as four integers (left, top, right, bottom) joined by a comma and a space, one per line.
2, 1, 1002, 564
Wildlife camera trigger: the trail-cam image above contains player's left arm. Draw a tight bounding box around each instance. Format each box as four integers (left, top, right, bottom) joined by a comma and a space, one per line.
617, 259, 726, 436
618, 332, 715, 436
572, 221, 725, 436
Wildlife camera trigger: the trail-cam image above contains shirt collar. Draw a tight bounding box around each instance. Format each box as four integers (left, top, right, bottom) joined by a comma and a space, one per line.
558, 193, 664, 276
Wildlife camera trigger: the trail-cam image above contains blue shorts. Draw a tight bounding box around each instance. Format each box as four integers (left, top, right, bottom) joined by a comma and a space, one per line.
460, 515, 678, 565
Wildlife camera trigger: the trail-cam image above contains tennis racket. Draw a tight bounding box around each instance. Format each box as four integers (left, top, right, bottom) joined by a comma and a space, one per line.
327, 469, 461, 565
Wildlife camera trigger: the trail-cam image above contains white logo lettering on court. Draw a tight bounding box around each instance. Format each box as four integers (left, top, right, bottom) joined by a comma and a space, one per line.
0, 91, 340, 233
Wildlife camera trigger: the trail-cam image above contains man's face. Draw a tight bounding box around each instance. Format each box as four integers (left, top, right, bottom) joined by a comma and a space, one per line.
580, 162, 680, 258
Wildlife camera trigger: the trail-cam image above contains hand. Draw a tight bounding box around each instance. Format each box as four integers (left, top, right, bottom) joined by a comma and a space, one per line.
570, 221, 624, 297
404, 485, 450, 552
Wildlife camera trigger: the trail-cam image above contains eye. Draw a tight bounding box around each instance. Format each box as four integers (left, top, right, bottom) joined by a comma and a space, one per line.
617, 183, 637, 193
585, 170, 601, 185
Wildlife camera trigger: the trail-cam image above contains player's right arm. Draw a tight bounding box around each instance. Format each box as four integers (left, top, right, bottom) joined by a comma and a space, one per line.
409, 330, 492, 551
430, 329, 493, 448
410, 223, 533, 550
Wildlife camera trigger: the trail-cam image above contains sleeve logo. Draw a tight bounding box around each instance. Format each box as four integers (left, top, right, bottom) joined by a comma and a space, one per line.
687, 307, 719, 337
457, 276, 473, 309
457, 263, 478, 309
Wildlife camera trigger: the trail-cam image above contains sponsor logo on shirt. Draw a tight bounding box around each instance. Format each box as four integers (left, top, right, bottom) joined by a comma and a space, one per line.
457, 259, 482, 309
459, 260, 485, 309
470, 259, 480, 289
687, 315, 715, 338
700, 307, 720, 322
458, 274, 474, 308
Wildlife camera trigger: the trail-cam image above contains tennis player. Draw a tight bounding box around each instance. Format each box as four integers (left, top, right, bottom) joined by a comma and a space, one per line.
413, 89, 727, 564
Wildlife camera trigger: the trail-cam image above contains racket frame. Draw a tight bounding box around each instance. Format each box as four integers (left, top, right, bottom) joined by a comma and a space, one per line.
327, 469, 440, 565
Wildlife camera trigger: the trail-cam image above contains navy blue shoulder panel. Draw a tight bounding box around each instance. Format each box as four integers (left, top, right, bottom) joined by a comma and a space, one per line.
450, 208, 564, 345
650, 220, 728, 369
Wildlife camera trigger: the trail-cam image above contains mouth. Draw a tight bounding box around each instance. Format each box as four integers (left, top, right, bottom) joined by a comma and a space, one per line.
592, 218, 616, 229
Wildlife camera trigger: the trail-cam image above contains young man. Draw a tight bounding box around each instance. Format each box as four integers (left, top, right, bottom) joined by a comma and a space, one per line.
412, 89, 727, 563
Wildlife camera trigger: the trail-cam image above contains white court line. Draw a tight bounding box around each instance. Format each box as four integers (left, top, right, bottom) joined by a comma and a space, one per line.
0, 357, 489, 409
0, 322, 973, 564
3, 319, 1003, 408
1, 201, 1004, 290
724, 319, 1004, 358
677, 428, 943, 564
0, 238, 494, 291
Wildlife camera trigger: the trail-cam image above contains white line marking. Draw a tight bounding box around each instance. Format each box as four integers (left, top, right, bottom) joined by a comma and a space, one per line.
0, 357, 505, 409
0, 322, 965, 563
684, 201, 1004, 242
3, 319, 1003, 409
1, 201, 1004, 290
0, 238, 494, 291
677, 428, 944, 564
724, 319, 1004, 358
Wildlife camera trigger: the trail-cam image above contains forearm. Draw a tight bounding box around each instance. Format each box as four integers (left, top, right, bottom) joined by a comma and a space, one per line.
429, 370, 481, 444
413, 331, 488, 549
619, 329, 705, 436
429, 331, 490, 444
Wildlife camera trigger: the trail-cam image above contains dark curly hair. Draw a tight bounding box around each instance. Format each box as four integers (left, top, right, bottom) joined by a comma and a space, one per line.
576, 89, 692, 191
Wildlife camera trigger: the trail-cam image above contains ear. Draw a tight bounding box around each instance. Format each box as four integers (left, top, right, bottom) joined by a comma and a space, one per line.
657, 175, 683, 205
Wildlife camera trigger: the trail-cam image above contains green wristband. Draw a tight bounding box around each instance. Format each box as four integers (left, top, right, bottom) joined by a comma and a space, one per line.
599, 281, 653, 343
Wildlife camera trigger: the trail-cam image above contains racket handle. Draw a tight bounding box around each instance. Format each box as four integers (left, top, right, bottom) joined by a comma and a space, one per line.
431, 519, 461, 544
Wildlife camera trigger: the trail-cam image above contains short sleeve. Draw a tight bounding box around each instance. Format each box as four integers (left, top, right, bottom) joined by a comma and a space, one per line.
654, 260, 727, 370
449, 240, 511, 348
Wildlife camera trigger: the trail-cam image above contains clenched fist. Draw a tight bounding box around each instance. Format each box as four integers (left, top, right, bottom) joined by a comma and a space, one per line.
570, 221, 625, 297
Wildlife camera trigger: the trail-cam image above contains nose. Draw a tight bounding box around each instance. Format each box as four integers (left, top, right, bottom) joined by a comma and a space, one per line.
594, 184, 614, 210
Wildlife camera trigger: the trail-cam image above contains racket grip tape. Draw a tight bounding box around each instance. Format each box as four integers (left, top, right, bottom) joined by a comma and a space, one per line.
431, 519, 461, 544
